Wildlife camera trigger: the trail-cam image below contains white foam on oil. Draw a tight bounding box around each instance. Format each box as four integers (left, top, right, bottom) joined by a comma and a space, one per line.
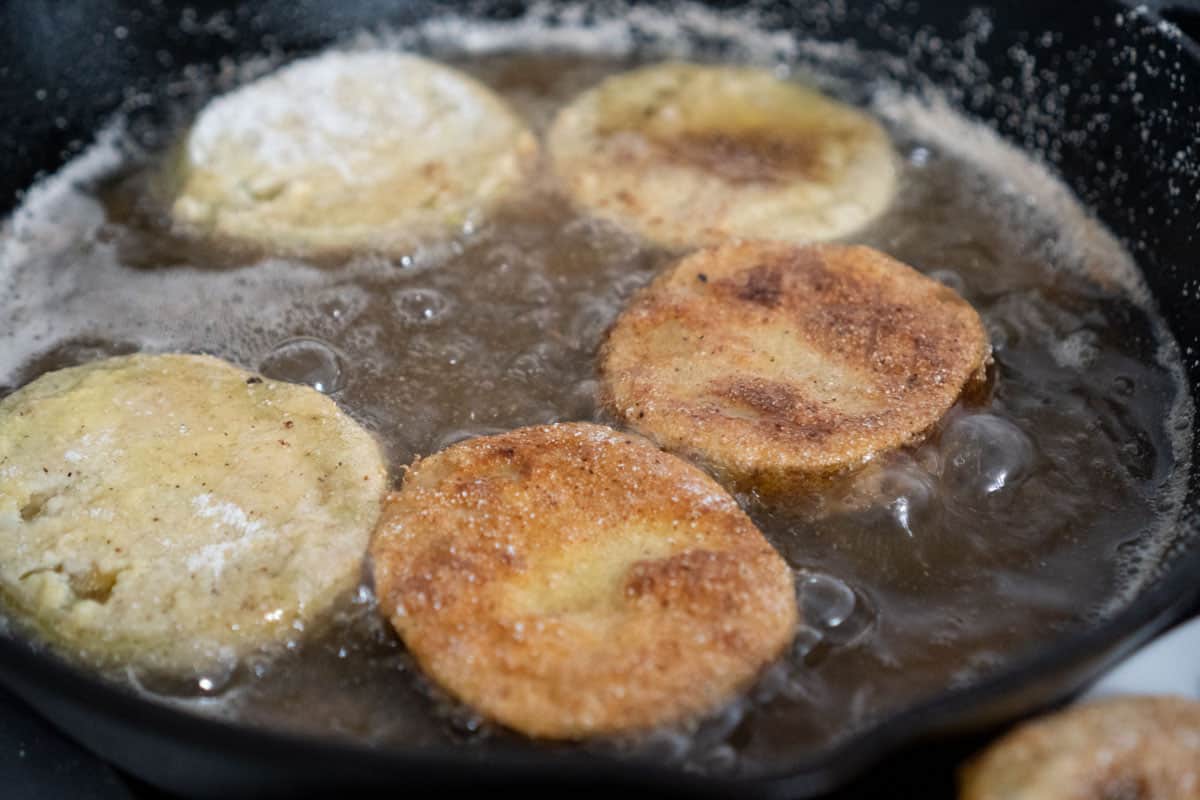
874, 89, 1150, 302
1, 122, 128, 265
361, 1, 798, 66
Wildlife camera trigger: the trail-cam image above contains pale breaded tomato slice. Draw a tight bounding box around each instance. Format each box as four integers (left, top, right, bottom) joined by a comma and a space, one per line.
0, 354, 386, 675
166, 51, 537, 256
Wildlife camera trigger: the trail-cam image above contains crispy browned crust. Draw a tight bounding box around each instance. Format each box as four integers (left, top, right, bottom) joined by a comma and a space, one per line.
369, 422, 797, 739
959, 695, 1200, 800
598, 242, 992, 496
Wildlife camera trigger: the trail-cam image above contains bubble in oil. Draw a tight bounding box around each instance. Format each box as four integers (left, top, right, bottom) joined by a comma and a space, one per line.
195, 657, 240, 696
843, 456, 938, 537
798, 574, 856, 630
940, 413, 1035, 510
795, 575, 876, 649
259, 337, 346, 393
509, 345, 546, 375
691, 701, 746, 751
443, 703, 488, 740
1051, 328, 1100, 369
888, 498, 916, 537
908, 145, 933, 167
886, 480, 933, 536
1112, 374, 1137, 397
791, 626, 824, 658
392, 287, 452, 326
566, 299, 617, 349
437, 334, 476, 367
751, 627, 826, 705
984, 318, 1011, 352
309, 285, 370, 328
124, 652, 239, 699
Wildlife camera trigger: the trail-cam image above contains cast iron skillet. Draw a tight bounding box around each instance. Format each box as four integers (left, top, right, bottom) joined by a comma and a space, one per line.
1, 1, 1198, 797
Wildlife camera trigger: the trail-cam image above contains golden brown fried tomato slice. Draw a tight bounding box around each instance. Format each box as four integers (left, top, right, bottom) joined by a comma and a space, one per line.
370, 422, 797, 739
959, 695, 1200, 800
599, 242, 991, 496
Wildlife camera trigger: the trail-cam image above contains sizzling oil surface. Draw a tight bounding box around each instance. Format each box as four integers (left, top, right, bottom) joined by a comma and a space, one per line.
0, 50, 1191, 775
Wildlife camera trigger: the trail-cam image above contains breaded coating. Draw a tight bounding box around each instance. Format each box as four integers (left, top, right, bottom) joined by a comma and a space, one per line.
166, 51, 538, 256
0, 354, 387, 675
959, 695, 1200, 800
370, 422, 797, 739
548, 62, 896, 248
599, 242, 991, 496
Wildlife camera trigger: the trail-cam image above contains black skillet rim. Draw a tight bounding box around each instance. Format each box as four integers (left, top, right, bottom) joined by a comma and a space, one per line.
0, 0, 1198, 796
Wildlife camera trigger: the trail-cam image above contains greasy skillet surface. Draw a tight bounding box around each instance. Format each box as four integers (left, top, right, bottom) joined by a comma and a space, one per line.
0, 1, 1198, 797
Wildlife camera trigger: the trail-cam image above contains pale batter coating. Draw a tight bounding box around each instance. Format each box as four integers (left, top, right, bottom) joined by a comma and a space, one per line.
0, 354, 386, 674
167, 50, 538, 256
370, 422, 797, 739
959, 695, 1200, 800
548, 62, 896, 248
599, 242, 991, 496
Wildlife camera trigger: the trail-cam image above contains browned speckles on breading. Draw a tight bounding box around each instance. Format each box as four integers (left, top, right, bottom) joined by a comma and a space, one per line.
369, 422, 797, 740
624, 550, 752, 617
959, 695, 1200, 800
599, 242, 992, 497
660, 130, 829, 185
719, 376, 803, 417
730, 263, 785, 307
